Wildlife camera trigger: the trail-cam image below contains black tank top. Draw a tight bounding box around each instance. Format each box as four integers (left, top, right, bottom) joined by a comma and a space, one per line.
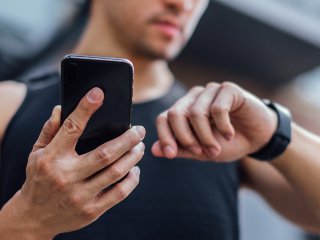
1, 73, 240, 240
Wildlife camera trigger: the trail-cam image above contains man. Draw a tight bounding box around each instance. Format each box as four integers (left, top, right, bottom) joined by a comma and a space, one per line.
0, 0, 319, 239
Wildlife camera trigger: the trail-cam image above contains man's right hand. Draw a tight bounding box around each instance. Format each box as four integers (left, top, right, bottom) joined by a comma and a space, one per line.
0, 87, 145, 240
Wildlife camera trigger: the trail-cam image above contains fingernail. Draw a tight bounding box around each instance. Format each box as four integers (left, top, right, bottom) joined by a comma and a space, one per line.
87, 88, 103, 102
134, 126, 146, 140
133, 166, 140, 176
50, 106, 60, 122
190, 146, 202, 155
164, 146, 175, 158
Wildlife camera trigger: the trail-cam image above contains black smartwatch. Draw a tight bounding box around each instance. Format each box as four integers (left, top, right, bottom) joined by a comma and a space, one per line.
248, 99, 292, 161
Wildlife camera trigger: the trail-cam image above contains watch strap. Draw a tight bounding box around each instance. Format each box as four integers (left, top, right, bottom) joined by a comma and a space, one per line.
248, 99, 292, 161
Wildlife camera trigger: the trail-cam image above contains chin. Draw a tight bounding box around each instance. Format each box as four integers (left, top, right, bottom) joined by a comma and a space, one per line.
142, 41, 184, 61
160, 39, 187, 60
147, 49, 180, 61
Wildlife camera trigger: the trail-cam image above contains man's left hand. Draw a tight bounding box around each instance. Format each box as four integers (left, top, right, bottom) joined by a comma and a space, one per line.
152, 82, 277, 162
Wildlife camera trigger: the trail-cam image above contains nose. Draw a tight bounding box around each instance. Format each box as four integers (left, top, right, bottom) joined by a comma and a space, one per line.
164, 0, 194, 13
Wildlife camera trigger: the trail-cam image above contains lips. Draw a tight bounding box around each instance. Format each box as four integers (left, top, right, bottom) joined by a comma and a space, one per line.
151, 18, 183, 38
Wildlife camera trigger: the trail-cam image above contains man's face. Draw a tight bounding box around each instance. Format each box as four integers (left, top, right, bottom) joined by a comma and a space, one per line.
99, 0, 209, 60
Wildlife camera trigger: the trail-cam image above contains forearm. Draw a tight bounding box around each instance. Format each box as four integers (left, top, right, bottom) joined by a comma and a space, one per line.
0, 191, 53, 240
271, 123, 320, 222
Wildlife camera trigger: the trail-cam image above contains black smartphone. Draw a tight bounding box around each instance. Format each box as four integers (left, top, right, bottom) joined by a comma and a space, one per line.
61, 54, 133, 154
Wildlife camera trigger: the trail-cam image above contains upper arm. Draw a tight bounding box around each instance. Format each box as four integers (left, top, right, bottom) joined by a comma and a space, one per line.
241, 158, 320, 234
0, 81, 27, 142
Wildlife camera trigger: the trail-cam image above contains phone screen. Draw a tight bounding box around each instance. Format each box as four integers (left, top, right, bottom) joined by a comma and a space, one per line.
61, 55, 133, 154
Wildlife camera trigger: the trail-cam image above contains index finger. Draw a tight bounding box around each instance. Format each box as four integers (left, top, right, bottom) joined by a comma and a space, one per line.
48, 87, 104, 154
155, 86, 204, 158
77, 126, 145, 179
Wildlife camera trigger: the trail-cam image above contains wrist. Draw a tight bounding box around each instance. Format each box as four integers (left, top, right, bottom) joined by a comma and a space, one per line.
261, 106, 278, 148
249, 100, 292, 161
0, 191, 54, 240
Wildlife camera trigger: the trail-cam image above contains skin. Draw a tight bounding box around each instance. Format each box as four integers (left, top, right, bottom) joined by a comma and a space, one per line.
0, 88, 146, 239
152, 82, 320, 232
0, 81, 27, 139
0, 0, 319, 238
151, 82, 278, 160
75, 0, 209, 103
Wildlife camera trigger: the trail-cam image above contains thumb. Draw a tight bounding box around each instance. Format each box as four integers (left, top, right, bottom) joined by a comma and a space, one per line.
151, 141, 165, 158
151, 141, 177, 159
32, 106, 61, 152
152, 141, 202, 160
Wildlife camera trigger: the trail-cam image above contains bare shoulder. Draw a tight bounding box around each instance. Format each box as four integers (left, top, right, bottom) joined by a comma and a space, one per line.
0, 81, 27, 142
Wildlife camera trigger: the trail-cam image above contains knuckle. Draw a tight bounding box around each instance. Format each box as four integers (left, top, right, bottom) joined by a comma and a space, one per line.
188, 108, 203, 120
80, 206, 97, 220
221, 81, 237, 89
190, 86, 204, 94
238, 91, 247, 102
35, 155, 50, 175
156, 113, 167, 125
82, 207, 98, 220
62, 117, 83, 137
206, 82, 220, 89
115, 185, 129, 201
210, 105, 228, 115
51, 175, 68, 191
68, 193, 83, 208
96, 148, 113, 165
79, 101, 93, 115
167, 108, 181, 120
109, 165, 124, 181
42, 148, 54, 160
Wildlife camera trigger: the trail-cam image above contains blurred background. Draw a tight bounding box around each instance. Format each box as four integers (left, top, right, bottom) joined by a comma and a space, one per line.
0, 0, 319, 239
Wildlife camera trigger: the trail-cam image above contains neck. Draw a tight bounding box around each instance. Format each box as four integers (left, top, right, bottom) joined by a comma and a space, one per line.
73, 11, 174, 103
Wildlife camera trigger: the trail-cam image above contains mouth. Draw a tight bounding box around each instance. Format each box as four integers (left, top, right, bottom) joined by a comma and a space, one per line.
151, 18, 183, 39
